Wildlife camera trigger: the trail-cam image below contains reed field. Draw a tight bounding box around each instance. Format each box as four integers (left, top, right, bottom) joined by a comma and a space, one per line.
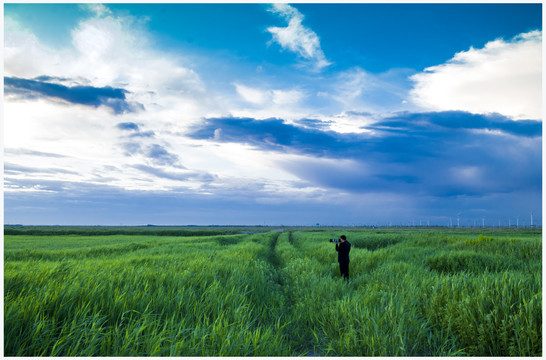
4, 226, 542, 356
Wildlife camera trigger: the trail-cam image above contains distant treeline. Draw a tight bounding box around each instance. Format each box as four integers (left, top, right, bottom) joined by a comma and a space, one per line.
3, 226, 244, 237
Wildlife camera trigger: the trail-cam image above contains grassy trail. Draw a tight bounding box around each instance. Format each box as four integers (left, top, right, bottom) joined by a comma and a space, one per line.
261, 231, 322, 355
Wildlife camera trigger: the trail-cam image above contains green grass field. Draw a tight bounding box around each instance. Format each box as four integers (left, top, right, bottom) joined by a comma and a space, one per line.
4, 226, 542, 356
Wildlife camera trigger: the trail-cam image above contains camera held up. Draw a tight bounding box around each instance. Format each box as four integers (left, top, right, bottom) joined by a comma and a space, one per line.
330, 238, 340, 243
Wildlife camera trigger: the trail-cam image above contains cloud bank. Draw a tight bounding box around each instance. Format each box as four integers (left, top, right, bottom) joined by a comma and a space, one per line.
410, 30, 542, 120
188, 112, 541, 198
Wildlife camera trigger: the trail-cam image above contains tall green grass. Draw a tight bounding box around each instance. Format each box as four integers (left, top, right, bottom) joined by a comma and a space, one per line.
5, 233, 290, 356
4, 227, 541, 356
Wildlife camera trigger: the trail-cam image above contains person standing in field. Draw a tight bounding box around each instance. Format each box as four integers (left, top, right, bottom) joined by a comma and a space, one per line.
336, 235, 351, 281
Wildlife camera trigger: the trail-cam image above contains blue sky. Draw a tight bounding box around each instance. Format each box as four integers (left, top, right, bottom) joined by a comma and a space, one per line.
3, 3, 542, 226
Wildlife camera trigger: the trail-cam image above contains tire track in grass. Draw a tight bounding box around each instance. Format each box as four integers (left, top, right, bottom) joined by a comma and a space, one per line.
267, 232, 282, 270
289, 233, 332, 356
267, 231, 324, 356
261, 231, 302, 354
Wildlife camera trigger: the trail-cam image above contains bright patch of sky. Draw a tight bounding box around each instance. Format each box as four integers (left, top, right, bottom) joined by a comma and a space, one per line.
3, 3, 542, 226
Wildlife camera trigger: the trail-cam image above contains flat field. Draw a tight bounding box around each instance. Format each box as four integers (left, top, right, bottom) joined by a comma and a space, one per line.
4, 226, 542, 356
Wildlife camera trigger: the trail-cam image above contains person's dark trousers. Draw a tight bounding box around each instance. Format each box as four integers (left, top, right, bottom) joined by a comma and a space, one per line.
339, 261, 349, 280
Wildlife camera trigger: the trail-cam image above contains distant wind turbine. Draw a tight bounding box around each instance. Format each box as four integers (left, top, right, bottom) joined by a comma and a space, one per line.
529, 210, 535, 227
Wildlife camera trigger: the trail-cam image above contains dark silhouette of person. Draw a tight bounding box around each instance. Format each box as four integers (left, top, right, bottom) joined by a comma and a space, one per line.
335, 235, 351, 280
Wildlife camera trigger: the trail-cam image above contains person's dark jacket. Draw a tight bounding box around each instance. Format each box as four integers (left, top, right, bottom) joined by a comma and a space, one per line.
336, 241, 351, 263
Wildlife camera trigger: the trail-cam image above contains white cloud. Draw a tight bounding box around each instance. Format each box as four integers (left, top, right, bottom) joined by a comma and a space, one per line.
234, 83, 305, 107
234, 83, 269, 105
70, 16, 204, 96
5, 12, 204, 97
4, 6, 318, 201
410, 30, 542, 120
267, 3, 331, 71
4, 7, 218, 195
272, 89, 305, 105
4, 17, 67, 78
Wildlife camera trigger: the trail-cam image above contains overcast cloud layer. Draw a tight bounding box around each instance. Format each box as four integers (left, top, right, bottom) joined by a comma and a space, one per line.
3, 4, 542, 226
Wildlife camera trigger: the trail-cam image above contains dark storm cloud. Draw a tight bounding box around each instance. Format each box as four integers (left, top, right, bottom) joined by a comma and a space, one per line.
372, 111, 542, 138
4, 76, 143, 114
189, 116, 358, 155
188, 113, 541, 197
188, 113, 541, 161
